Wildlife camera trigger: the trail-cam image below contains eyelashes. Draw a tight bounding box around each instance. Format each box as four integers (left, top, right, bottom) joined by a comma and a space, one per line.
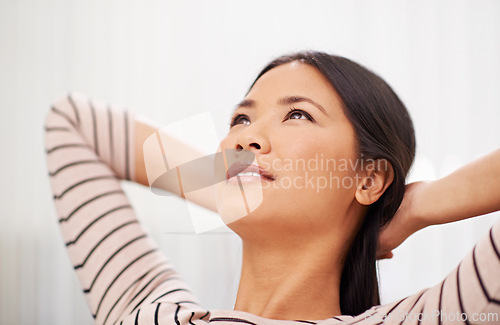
285, 108, 314, 122
229, 108, 315, 128
230, 114, 250, 127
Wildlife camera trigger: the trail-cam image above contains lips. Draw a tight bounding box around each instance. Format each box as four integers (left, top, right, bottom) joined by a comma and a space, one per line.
226, 162, 275, 181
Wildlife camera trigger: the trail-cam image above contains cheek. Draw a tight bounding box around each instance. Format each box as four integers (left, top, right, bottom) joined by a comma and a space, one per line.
275, 127, 358, 172
271, 128, 321, 159
269, 128, 359, 203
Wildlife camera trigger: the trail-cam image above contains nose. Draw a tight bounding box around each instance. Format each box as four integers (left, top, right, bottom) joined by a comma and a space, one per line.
234, 123, 271, 154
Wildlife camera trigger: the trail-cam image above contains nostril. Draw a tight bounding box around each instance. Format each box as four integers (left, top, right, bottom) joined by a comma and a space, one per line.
236, 144, 243, 151
250, 143, 261, 150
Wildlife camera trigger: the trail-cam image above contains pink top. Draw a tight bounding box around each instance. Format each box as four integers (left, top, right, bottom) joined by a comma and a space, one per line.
44, 93, 500, 324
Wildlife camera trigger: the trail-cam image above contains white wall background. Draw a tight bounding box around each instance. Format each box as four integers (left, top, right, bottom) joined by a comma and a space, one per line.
1, 0, 499, 324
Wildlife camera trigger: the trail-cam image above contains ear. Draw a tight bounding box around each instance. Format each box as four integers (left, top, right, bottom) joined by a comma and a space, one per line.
355, 159, 394, 206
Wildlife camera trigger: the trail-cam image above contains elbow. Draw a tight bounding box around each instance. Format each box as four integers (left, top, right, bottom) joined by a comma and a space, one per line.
44, 92, 82, 131
44, 92, 82, 150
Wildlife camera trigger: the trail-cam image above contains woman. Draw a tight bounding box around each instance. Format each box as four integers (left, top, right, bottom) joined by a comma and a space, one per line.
44, 51, 500, 324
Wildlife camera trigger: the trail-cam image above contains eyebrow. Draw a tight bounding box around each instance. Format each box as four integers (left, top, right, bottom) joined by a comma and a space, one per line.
278, 96, 328, 116
234, 96, 328, 116
235, 99, 255, 109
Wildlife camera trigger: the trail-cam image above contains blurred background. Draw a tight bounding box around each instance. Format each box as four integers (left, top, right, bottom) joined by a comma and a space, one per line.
1, 0, 499, 324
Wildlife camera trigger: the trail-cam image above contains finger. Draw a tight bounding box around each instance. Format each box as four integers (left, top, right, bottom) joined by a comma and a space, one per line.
376, 251, 393, 260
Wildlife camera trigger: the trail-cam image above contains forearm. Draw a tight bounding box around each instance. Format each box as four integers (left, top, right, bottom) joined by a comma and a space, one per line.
134, 116, 218, 212
414, 149, 500, 227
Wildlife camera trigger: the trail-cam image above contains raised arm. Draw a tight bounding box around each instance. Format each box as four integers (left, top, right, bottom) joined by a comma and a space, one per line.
415, 149, 500, 225
365, 150, 500, 324
44, 93, 210, 324
377, 149, 500, 258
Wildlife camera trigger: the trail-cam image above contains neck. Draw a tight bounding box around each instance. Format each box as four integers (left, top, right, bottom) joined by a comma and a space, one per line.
234, 235, 345, 321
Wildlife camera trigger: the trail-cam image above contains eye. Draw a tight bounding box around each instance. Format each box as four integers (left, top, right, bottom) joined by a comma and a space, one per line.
284, 108, 314, 122
230, 114, 250, 128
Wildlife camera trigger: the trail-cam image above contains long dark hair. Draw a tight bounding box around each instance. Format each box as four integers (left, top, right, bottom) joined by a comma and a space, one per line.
250, 51, 416, 316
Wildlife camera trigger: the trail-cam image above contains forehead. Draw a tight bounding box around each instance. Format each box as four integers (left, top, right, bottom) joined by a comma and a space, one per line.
246, 61, 343, 110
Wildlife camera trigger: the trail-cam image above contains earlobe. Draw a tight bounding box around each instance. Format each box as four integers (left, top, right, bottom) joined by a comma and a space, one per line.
355, 159, 394, 205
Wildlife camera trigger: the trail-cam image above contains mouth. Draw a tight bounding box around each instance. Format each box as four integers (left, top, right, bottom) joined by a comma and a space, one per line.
226, 162, 275, 182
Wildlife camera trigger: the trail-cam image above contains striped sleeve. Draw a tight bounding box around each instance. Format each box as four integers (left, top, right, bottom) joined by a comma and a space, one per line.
44, 93, 211, 325
366, 217, 500, 325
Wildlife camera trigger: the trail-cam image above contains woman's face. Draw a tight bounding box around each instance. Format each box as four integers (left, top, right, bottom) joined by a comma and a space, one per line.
216, 62, 363, 240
